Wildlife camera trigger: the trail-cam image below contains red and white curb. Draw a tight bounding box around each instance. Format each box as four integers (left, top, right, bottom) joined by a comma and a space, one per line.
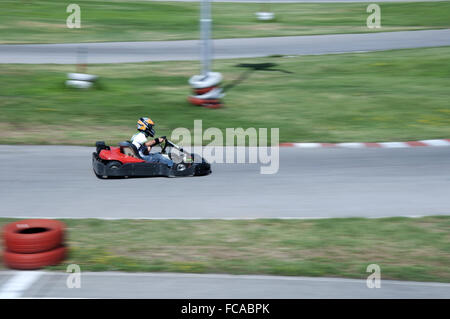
280, 139, 450, 148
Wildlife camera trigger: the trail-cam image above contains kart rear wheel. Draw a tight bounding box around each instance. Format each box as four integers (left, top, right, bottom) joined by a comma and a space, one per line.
106, 161, 122, 169
97, 161, 123, 179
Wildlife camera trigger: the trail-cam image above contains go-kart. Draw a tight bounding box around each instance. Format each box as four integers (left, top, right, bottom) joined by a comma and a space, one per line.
92, 139, 211, 179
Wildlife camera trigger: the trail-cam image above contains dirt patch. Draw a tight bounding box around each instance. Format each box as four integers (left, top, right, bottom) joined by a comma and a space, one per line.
16, 20, 67, 29
0, 123, 129, 145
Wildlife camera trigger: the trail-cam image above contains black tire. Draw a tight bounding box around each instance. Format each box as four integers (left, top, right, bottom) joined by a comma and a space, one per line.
106, 161, 122, 169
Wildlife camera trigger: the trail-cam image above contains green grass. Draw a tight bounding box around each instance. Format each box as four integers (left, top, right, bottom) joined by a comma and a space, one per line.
1, 47, 450, 145
0, 216, 449, 282
1, 1, 449, 43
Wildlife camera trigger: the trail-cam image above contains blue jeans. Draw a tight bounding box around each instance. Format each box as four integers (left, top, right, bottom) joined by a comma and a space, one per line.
142, 153, 174, 168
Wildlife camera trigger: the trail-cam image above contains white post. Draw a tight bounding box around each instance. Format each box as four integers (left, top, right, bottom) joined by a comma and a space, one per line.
188, 0, 223, 108
256, 0, 274, 21
200, 0, 212, 77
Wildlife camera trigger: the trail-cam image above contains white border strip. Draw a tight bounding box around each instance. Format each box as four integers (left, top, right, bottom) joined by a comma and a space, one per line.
421, 139, 450, 147
0, 271, 43, 298
283, 139, 450, 148
337, 142, 365, 148
379, 142, 409, 148
293, 143, 322, 148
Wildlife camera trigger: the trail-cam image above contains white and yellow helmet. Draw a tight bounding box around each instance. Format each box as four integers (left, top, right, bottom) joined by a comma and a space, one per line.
137, 117, 155, 137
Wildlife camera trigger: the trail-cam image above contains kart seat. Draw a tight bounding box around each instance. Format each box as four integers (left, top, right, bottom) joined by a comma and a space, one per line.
119, 141, 142, 159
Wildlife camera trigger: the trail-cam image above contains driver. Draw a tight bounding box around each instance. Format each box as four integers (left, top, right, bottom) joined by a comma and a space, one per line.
131, 117, 174, 168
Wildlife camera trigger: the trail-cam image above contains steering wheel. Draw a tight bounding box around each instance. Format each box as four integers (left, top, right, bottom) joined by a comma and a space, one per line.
160, 137, 171, 154
160, 139, 168, 154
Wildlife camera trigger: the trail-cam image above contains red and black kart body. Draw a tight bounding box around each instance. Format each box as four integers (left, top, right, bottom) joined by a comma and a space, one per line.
92, 141, 211, 178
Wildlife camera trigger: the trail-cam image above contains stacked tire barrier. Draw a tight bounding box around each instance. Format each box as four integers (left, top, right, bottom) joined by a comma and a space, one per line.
2, 219, 66, 270
188, 72, 224, 109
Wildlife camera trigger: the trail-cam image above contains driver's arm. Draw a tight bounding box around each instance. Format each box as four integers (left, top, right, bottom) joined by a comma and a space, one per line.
144, 137, 165, 151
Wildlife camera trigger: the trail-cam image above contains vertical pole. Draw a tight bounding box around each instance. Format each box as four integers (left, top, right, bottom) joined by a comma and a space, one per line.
200, 0, 211, 77
76, 46, 87, 74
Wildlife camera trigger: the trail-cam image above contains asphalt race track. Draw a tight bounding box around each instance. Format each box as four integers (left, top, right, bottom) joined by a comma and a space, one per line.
0, 145, 449, 219
1, 271, 450, 298
1, 2, 449, 300
1, 29, 449, 64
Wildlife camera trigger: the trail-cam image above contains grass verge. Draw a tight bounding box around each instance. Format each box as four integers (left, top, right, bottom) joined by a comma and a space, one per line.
1, 47, 450, 145
1, 1, 449, 44
0, 216, 449, 282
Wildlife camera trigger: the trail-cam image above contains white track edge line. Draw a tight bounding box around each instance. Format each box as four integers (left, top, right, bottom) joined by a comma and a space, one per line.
0, 271, 44, 298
